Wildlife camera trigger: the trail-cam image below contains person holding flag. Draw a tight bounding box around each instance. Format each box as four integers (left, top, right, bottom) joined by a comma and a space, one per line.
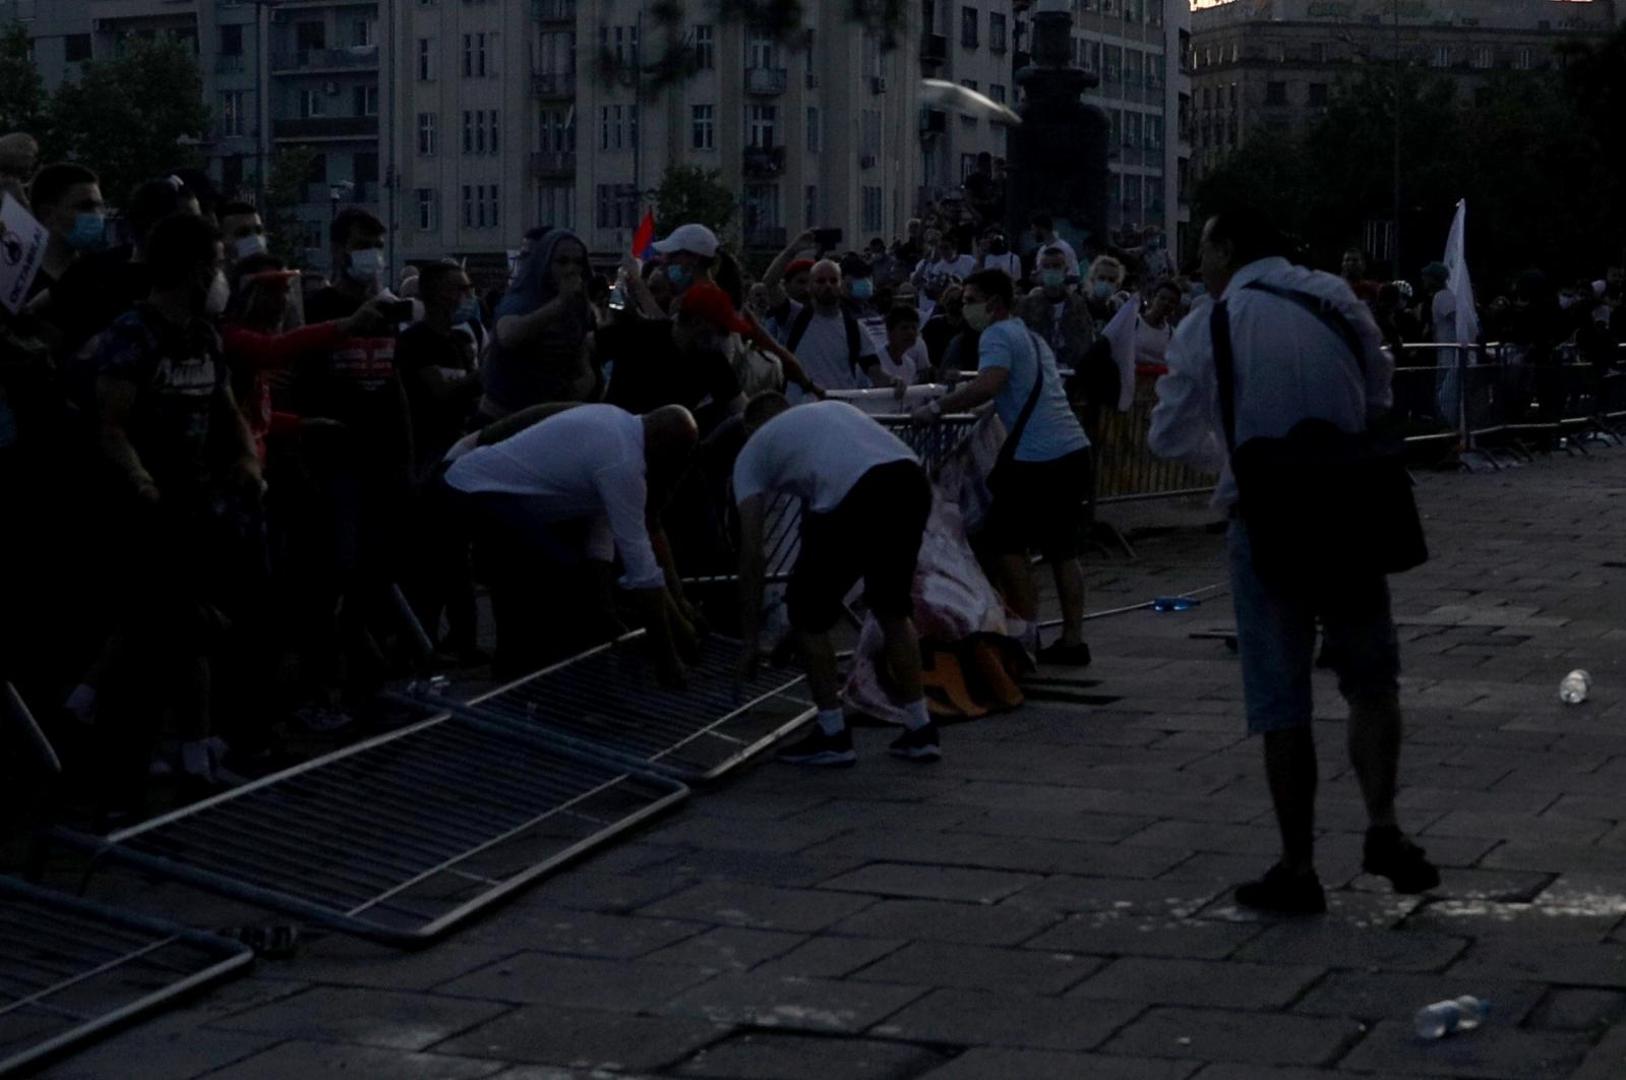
1432, 200, 1480, 425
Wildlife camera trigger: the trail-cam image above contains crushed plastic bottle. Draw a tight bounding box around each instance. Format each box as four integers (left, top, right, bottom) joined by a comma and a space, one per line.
1152, 596, 1199, 613
1414, 996, 1489, 1040
1559, 669, 1592, 705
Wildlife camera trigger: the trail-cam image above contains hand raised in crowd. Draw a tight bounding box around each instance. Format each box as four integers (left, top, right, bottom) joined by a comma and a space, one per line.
618, 253, 641, 283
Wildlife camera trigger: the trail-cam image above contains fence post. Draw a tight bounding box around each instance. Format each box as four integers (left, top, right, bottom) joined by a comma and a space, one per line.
1457, 342, 1474, 455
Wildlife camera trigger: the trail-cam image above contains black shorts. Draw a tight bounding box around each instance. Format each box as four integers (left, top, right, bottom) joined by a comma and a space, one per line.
984, 447, 1092, 562
785, 460, 931, 634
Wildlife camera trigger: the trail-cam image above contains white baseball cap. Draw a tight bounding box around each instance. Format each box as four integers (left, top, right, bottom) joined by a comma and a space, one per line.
652, 223, 719, 259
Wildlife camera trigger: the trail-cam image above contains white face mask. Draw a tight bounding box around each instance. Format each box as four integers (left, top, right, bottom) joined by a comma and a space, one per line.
347, 247, 384, 285
234, 234, 269, 261
204, 271, 230, 316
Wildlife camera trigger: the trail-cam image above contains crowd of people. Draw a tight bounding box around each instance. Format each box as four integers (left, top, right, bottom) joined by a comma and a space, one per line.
2, 136, 1624, 828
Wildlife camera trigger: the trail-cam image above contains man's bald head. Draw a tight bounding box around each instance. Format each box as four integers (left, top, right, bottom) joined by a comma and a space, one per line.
643, 405, 699, 498
810, 259, 842, 310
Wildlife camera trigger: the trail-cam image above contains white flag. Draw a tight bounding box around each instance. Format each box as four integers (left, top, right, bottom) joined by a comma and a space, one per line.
1444, 199, 1479, 347
0, 194, 48, 314
1100, 292, 1140, 412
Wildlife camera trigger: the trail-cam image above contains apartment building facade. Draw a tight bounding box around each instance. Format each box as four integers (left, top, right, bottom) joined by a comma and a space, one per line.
1189, 0, 1618, 175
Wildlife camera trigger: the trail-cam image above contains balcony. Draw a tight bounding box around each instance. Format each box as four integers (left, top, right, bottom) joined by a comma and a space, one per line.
531, 71, 576, 98
920, 32, 947, 70
742, 145, 785, 177
744, 225, 788, 249
271, 46, 379, 73
745, 67, 788, 95
530, 150, 577, 179
273, 116, 379, 141
215, 54, 245, 74
531, 0, 575, 23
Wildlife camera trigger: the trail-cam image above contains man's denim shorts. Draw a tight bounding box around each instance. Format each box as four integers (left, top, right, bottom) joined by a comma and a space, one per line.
1227, 519, 1401, 734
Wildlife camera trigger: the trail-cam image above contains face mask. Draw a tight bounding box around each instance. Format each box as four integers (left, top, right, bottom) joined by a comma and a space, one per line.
347, 247, 384, 285
1092, 281, 1115, 300
454, 298, 482, 325
203, 271, 230, 316
1040, 270, 1067, 292
849, 278, 874, 301
67, 212, 106, 252
234, 234, 269, 261
664, 264, 692, 292
962, 301, 992, 332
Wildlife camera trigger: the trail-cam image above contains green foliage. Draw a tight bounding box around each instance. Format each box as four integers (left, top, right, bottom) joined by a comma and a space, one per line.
263, 146, 318, 267
46, 37, 210, 203
1195, 41, 1626, 289
652, 163, 736, 240
0, 22, 44, 135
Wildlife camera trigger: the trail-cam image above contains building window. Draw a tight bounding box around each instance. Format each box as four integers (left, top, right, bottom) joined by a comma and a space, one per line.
746, 31, 776, 70
747, 104, 777, 147
1514, 46, 1532, 71
416, 188, 437, 230
1146, 114, 1163, 150
1472, 46, 1493, 69
219, 24, 243, 56
417, 113, 436, 155
417, 38, 433, 80
862, 185, 883, 233
1265, 81, 1287, 105
539, 183, 574, 230
1431, 45, 1451, 68
1125, 111, 1141, 148
299, 89, 326, 118
462, 184, 474, 227
690, 104, 714, 150
989, 12, 1006, 53
806, 106, 819, 153
595, 183, 637, 229
960, 7, 978, 49
219, 91, 246, 137
694, 24, 714, 69
65, 33, 92, 63
1310, 41, 1326, 64
296, 21, 325, 51
463, 32, 488, 77
959, 153, 977, 181
354, 85, 378, 117
989, 83, 1005, 103
489, 109, 500, 153
486, 185, 499, 229
1308, 82, 1328, 107
804, 184, 817, 230
860, 109, 881, 158
463, 110, 475, 153
960, 78, 977, 92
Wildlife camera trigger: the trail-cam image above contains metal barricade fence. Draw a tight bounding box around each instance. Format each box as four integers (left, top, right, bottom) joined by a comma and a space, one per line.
1087, 373, 1219, 505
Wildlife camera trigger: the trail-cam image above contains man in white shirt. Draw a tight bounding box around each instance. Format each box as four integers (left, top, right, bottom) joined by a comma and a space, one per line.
777, 259, 889, 396
1147, 207, 1438, 916
446, 403, 700, 684
734, 395, 938, 765
911, 236, 979, 313
1030, 214, 1079, 279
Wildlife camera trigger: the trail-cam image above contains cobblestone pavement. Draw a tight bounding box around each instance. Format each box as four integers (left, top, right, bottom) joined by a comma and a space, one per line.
39, 446, 1626, 1079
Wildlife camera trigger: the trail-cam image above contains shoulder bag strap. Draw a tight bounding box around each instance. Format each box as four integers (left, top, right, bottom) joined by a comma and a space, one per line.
784, 303, 816, 353
1241, 280, 1365, 372
1210, 299, 1238, 455
996, 329, 1049, 471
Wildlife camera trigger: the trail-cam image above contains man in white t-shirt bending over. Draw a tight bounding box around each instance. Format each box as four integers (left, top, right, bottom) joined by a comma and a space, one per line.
446, 402, 699, 684
734, 395, 940, 765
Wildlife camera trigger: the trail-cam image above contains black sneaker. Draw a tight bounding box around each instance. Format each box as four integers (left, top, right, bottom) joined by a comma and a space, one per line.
1234, 864, 1327, 915
1363, 826, 1441, 894
1037, 640, 1092, 667
777, 725, 857, 767
888, 722, 942, 762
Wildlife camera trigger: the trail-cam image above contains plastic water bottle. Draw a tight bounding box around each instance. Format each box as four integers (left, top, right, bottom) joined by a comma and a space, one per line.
1559, 670, 1592, 705
1152, 596, 1199, 613
1414, 996, 1489, 1040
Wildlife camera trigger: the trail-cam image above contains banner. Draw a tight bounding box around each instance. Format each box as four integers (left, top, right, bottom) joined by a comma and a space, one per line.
0, 194, 48, 313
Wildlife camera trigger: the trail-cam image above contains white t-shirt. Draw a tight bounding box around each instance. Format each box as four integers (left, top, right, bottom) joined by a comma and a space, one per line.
444, 404, 664, 590
978, 317, 1090, 463
1134, 318, 1173, 368
879, 339, 929, 385
979, 252, 1023, 280
733, 400, 917, 514
778, 300, 877, 395
915, 254, 979, 305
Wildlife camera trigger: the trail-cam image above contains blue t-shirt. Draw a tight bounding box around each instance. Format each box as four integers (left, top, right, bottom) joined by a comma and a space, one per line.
978, 316, 1089, 463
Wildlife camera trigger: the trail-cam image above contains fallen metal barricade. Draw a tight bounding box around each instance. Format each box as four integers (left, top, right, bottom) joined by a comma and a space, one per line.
451, 633, 815, 783
0, 876, 253, 1076
55, 715, 689, 946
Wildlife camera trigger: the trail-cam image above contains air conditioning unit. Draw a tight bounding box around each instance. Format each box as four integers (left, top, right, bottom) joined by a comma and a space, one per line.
870, 75, 887, 93
324, 81, 340, 95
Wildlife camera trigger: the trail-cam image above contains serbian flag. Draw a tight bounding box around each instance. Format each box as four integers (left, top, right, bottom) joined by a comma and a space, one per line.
631, 209, 656, 259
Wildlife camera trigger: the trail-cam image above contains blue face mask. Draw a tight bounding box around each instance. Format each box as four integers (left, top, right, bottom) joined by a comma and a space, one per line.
849, 278, 874, 300
664, 264, 692, 292
1092, 281, 1115, 300
1040, 269, 1067, 292
454, 298, 482, 325
67, 212, 106, 252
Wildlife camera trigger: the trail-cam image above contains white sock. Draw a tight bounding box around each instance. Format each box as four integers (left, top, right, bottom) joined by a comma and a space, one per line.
816, 708, 846, 736
903, 698, 931, 731
179, 739, 212, 780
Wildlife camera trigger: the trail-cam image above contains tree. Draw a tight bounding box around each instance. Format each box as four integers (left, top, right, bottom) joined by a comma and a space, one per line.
652, 164, 737, 241
46, 37, 209, 204
263, 146, 318, 266
0, 22, 45, 136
